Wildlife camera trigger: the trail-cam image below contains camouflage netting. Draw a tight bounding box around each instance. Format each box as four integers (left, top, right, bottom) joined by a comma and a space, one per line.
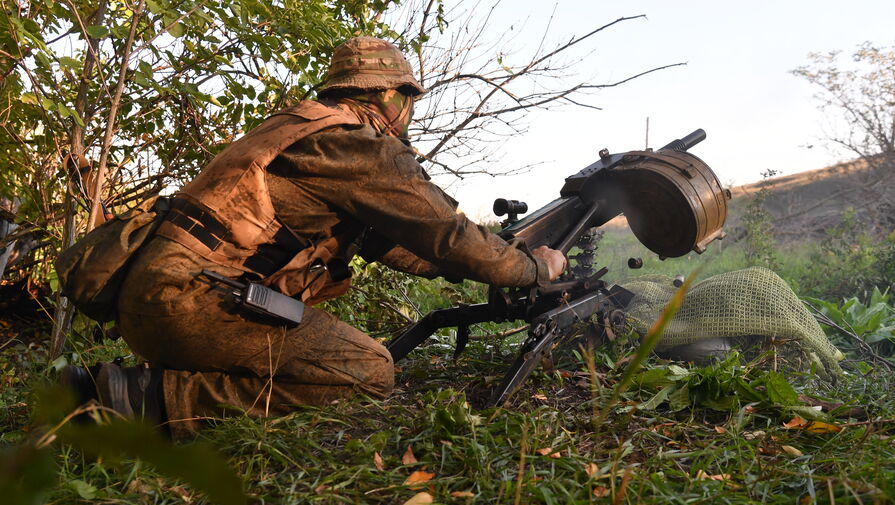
619, 267, 845, 377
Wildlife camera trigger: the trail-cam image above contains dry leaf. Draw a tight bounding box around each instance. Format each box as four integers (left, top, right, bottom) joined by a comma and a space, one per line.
403, 445, 418, 465
593, 486, 610, 497
695, 469, 730, 481
535, 447, 561, 458
314, 484, 330, 494
804, 421, 843, 434
532, 394, 548, 401
584, 463, 599, 477
450, 491, 475, 498
714, 425, 727, 434
169, 485, 193, 501
403, 492, 433, 505
783, 416, 809, 429
785, 417, 843, 434
373, 452, 385, 471
405, 471, 436, 486
781, 445, 804, 457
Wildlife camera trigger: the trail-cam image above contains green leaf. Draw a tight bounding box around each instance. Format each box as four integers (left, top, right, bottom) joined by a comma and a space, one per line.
855, 361, 874, 374
637, 368, 670, 387
865, 330, 895, 344
702, 395, 738, 411
870, 286, 889, 306
145, 0, 163, 15
168, 22, 185, 38
69, 479, 97, 499
668, 384, 691, 411
640, 386, 672, 410
86, 25, 110, 39
666, 364, 690, 378
57, 56, 80, 69
111, 23, 131, 39
138, 60, 153, 75
787, 405, 827, 421
762, 372, 799, 406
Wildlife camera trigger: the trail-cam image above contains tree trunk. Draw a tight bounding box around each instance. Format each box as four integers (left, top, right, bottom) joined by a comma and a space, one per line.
0, 197, 21, 280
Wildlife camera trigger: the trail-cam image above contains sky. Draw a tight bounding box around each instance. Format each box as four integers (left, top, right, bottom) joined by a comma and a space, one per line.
427, 0, 895, 221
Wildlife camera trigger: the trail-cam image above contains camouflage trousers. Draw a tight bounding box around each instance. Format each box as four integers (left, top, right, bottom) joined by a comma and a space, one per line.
117, 280, 394, 438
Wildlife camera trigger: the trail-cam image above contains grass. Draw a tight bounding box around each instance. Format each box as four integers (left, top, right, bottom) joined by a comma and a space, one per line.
4, 326, 895, 504
3, 227, 895, 504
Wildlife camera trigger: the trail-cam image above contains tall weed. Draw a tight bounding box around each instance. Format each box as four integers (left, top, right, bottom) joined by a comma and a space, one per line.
742, 170, 781, 270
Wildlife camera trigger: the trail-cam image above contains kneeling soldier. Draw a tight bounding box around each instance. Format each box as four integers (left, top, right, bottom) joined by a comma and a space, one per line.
64, 37, 565, 437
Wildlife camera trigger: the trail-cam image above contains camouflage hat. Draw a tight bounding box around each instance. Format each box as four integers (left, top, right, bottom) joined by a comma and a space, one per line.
318, 37, 427, 97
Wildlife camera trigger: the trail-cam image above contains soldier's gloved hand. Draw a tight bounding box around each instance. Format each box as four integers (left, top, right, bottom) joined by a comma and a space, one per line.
531, 245, 567, 281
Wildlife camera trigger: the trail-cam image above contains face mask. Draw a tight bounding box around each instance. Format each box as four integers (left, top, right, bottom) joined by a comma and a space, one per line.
338, 89, 414, 138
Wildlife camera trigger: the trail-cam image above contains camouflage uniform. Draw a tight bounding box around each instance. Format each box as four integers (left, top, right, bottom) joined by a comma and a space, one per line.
116, 38, 548, 437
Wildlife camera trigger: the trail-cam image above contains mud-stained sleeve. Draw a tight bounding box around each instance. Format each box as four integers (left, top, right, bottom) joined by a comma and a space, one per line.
299, 127, 549, 287
360, 228, 461, 279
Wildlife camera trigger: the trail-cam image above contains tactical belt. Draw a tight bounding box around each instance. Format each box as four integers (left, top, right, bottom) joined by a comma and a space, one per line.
164, 197, 309, 278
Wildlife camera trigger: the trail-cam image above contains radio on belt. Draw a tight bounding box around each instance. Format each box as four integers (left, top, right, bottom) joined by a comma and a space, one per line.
201, 269, 305, 326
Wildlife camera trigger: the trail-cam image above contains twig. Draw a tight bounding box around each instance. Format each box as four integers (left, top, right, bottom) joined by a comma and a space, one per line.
469, 324, 529, 341
88, 0, 146, 231
348, 286, 415, 324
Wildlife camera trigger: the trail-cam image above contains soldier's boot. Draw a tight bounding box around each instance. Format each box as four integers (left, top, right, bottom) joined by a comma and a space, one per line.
60, 365, 101, 406
95, 362, 166, 425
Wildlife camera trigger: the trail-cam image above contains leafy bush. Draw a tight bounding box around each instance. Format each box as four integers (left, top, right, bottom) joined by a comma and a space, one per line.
794, 209, 895, 299
323, 258, 489, 339
806, 286, 895, 355
634, 354, 806, 415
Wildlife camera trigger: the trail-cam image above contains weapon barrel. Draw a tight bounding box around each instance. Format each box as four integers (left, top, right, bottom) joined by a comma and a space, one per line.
660, 129, 706, 152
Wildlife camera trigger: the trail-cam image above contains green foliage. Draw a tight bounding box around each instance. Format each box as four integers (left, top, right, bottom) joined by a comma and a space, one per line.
597, 270, 694, 425
0, 0, 403, 282
420, 389, 483, 438
634, 354, 804, 414
793, 209, 895, 299
2, 280, 895, 503
806, 286, 895, 355
324, 258, 489, 339
742, 169, 780, 271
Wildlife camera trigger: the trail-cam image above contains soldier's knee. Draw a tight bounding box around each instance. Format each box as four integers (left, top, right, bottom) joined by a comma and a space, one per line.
362, 341, 395, 399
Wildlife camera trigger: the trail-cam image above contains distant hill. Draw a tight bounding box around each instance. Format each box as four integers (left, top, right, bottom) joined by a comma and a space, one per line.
726, 156, 895, 243
604, 156, 895, 245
